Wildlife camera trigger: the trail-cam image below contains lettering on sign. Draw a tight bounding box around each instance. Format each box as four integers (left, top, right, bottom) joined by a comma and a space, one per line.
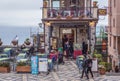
98, 9, 107, 16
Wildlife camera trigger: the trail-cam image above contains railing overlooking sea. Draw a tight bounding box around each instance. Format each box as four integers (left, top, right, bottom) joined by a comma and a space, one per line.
42, 7, 98, 19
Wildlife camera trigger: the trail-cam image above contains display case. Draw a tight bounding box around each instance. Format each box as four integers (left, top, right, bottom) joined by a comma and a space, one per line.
50, 37, 58, 51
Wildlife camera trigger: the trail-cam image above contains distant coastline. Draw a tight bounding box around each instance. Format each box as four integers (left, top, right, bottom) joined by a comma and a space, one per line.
0, 26, 42, 45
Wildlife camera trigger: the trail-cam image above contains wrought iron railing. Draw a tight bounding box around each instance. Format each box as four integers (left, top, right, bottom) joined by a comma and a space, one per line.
42, 7, 98, 19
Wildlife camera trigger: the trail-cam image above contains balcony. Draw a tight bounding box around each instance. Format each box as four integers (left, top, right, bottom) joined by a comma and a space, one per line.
42, 7, 98, 20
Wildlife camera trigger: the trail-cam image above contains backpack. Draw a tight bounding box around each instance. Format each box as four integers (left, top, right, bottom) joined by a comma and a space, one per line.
87, 59, 92, 67
82, 58, 87, 67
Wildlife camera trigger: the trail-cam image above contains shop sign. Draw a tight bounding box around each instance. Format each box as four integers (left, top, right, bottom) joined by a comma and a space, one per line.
98, 9, 107, 16
63, 29, 72, 33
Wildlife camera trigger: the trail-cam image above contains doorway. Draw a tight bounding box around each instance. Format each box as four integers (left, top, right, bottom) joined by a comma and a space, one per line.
60, 28, 76, 47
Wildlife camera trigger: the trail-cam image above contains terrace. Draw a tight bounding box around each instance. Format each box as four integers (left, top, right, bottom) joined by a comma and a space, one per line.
42, 7, 98, 20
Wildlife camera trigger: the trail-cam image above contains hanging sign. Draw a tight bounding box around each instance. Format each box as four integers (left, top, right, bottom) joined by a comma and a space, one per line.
98, 9, 107, 16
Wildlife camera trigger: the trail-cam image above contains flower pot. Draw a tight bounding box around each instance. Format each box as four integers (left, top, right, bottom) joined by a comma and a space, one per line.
99, 68, 106, 75
66, 16, 72, 19
93, 1, 98, 7
12, 40, 18, 45
79, 15, 84, 19
25, 41, 31, 45
0, 67, 10, 73
16, 66, 31, 73
56, 15, 61, 19
43, 1, 47, 7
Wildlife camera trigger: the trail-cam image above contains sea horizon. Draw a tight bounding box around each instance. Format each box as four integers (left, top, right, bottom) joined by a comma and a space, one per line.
0, 26, 43, 45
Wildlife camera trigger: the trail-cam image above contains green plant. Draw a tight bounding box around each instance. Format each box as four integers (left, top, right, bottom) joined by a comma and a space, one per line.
93, 54, 103, 62
99, 62, 112, 72
17, 61, 30, 66
0, 62, 10, 67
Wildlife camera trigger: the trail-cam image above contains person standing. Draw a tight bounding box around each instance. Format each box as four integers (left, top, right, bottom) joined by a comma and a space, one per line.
87, 55, 94, 78
69, 40, 74, 59
80, 55, 89, 80
64, 41, 70, 59
62, 35, 68, 51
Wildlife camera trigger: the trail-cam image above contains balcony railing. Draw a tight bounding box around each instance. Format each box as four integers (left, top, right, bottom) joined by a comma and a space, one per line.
42, 7, 98, 19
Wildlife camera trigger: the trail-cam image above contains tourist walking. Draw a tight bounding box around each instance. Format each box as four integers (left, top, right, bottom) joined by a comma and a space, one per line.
69, 40, 74, 59
80, 55, 89, 80
87, 55, 94, 78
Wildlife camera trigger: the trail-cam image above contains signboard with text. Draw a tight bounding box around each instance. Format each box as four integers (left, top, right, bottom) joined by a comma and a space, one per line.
31, 56, 39, 74
98, 9, 107, 16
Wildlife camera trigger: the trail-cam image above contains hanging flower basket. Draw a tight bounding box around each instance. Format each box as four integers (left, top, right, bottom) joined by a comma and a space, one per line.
66, 15, 72, 19
24, 41, 31, 45
79, 15, 84, 19
24, 38, 31, 45
43, 1, 47, 7
12, 40, 18, 45
56, 15, 61, 19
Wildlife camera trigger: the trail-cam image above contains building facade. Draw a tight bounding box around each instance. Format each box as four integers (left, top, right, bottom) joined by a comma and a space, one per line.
41, 0, 98, 54
108, 0, 120, 69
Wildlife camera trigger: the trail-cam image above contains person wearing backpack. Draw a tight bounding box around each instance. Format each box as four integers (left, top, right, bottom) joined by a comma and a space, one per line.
87, 55, 94, 78
80, 55, 89, 80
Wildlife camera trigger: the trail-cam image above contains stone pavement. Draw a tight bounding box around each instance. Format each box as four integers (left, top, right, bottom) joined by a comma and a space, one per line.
0, 60, 120, 81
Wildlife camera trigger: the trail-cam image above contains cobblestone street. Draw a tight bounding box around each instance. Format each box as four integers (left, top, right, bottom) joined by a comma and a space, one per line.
0, 61, 120, 81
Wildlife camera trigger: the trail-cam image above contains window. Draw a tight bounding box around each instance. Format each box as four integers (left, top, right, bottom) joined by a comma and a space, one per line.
110, 36, 111, 46
53, 0, 60, 7
113, 36, 116, 49
114, 0, 116, 8
113, 18, 115, 27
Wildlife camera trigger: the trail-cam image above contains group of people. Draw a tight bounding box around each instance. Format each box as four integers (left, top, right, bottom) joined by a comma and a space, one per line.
77, 55, 94, 80
62, 35, 74, 59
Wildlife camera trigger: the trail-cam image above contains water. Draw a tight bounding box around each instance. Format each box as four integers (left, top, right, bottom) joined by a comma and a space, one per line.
0, 26, 42, 45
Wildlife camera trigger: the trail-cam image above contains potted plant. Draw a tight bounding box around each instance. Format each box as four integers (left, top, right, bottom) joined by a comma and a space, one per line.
93, 1, 98, 7
56, 14, 61, 19
66, 15, 72, 19
98, 62, 106, 75
12, 40, 18, 45
0, 62, 10, 73
98, 65, 106, 75
79, 14, 84, 19
24, 38, 31, 45
16, 61, 31, 73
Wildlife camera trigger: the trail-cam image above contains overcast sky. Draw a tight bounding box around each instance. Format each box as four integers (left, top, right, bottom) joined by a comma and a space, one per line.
0, 0, 108, 27
0, 0, 43, 27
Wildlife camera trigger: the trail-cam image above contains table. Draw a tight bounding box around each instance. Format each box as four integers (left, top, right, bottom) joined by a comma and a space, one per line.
73, 50, 82, 59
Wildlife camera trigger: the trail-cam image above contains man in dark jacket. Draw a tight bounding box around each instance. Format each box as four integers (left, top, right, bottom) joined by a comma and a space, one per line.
80, 55, 89, 79
87, 55, 94, 78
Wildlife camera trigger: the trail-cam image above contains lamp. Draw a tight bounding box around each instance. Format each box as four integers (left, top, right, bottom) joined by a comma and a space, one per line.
89, 21, 95, 27
46, 21, 51, 26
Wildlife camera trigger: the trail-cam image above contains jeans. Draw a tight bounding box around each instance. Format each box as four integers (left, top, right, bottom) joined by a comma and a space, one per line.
48, 59, 54, 71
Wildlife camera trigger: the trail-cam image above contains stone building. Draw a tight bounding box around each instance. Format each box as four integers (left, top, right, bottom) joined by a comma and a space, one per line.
108, 0, 120, 69
41, 0, 98, 54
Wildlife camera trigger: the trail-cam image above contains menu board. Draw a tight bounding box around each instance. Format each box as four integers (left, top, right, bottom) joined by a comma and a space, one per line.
31, 56, 39, 74
39, 58, 48, 72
